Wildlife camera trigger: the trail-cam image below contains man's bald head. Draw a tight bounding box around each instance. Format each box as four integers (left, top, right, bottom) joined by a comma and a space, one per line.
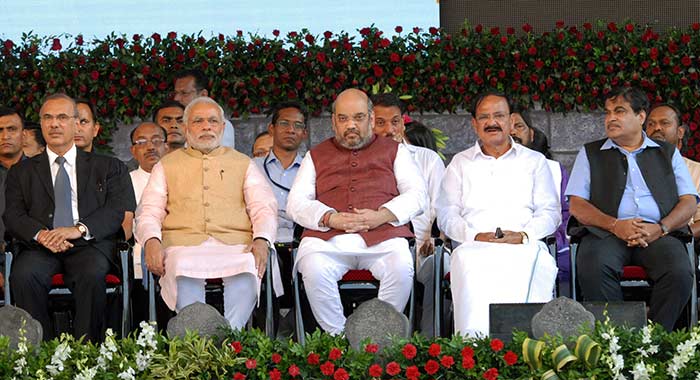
130, 121, 168, 172
331, 88, 375, 150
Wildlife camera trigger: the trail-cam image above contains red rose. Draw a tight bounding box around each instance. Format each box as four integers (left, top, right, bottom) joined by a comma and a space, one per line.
333, 368, 349, 380
506, 26, 515, 35
305, 34, 315, 44
483, 367, 499, 380
329, 348, 342, 361
462, 356, 475, 369
555, 20, 565, 28
429, 27, 438, 35
269, 368, 281, 380
386, 361, 401, 376
692, 23, 700, 31
245, 359, 256, 369
527, 46, 537, 55
271, 353, 282, 364
424, 359, 440, 375
503, 350, 518, 365
607, 22, 618, 32
402, 343, 417, 360
372, 65, 384, 77
272, 29, 280, 37
393, 67, 404, 77
395, 26, 403, 33
307, 353, 320, 365
521, 23, 533, 33
428, 343, 441, 357
233, 372, 246, 380
167, 31, 177, 39
681, 56, 692, 66
50, 38, 62, 51
265, 62, 275, 71
288, 364, 300, 377
151, 33, 161, 43
440, 355, 455, 368
89, 71, 99, 81
406, 365, 420, 380
625, 23, 634, 32
320, 361, 335, 376
369, 364, 383, 377
75, 35, 84, 45
364, 343, 379, 353
413, 27, 420, 34
380, 38, 390, 48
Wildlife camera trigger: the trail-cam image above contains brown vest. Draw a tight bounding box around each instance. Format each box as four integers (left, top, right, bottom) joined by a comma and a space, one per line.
302, 135, 413, 246
160, 146, 253, 248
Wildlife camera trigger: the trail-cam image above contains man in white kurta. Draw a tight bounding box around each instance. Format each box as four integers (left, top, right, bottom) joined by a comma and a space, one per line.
136, 97, 278, 329
287, 89, 426, 335
437, 92, 560, 337
370, 93, 446, 336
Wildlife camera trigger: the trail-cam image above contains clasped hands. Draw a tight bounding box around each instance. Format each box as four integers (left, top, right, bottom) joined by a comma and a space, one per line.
325, 208, 394, 233
474, 230, 524, 244
37, 227, 82, 253
611, 218, 662, 248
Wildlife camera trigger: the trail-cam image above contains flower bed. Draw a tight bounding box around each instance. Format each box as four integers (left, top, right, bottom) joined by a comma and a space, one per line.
3, 319, 700, 379
1, 21, 699, 156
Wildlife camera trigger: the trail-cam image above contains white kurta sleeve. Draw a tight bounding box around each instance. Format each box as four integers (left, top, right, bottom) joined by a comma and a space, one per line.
436, 155, 475, 243
243, 162, 278, 244
286, 154, 335, 231
382, 144, 428, 226
522, 156, 561, 240
135, 162, 168, 244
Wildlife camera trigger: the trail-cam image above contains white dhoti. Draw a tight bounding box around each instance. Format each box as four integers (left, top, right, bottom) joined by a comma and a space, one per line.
295, 235, 414, 335
451, 241, 557, 337
160, 237, 283, 329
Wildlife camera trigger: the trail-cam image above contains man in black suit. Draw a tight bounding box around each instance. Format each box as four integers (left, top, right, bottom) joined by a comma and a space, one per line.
4, 94, 135, 341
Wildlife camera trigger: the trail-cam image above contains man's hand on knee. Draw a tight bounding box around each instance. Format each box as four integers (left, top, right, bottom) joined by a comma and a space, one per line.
251, 238, 270, 279
145, 238, 165, 276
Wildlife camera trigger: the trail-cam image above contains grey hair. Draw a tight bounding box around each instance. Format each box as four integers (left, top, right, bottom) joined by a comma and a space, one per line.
42, 93, 79, 117
331, 95, 374, 115
183, 96, 225, 124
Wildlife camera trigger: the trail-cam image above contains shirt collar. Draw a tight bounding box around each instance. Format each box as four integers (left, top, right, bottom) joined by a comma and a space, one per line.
600, 132, 660, 152
472, 137, 519, 160
47, 144, 77, 167
265, 149, 303, 167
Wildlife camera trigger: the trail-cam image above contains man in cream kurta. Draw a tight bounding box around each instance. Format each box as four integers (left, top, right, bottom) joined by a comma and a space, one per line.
287, 89, 426, 335
136, 97, 278, 329
437, 92, 560, 337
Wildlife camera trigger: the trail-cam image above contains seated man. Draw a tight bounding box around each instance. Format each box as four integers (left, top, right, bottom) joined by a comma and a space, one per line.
370, 93, 446, 337
23, 121, 46, 157
252, 131, 273, 158
74, 99, 101, 152
4, 93, 135, 341
136, 97, 279, 329
287, 88, 426, 335
566, 87, 697, 331
153, 100, 185, 152
437, 91, 560, 337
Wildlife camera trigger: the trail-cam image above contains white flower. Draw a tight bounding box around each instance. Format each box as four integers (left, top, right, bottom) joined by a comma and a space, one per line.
134, 321, 158, 372
118, 366, 136, 380
46, 341, 72, 376
667, 331, 700, 378
631, 362, 650, 380
75, 367, 98, 380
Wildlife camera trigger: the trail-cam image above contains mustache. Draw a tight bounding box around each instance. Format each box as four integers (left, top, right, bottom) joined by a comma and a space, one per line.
484, 125, 502, 132
344, 128, 360, 137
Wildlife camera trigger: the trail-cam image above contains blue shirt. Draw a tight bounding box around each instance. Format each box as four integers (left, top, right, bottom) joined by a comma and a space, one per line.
565, 134, 698, 223
253, 151, 304, 243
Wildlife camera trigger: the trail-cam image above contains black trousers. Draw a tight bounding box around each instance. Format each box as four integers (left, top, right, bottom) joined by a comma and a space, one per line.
577, 233, 693, 330
11, 245, 110, 341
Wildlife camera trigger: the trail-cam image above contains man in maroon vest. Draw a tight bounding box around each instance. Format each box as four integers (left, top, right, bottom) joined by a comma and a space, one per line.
287, 88, 427, 334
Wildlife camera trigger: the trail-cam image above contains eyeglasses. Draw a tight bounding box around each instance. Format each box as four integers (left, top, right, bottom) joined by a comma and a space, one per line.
41, 114, 76, 123
336, 113, 368, 124
475, 112, 508, 123
132, 137, 166, 147
171, 89, 197, 98
191, 117, 222, 126
275, 120, 306, 130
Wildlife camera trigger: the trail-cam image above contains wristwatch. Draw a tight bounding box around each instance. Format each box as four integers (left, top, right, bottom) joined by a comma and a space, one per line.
75, 223, 88, 237
659, 222, 670, 237
519, 231, 529, 244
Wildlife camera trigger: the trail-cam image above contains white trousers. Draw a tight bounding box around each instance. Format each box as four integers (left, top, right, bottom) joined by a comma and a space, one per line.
296, 236, 414, 335
176, 273, 257, 330
451, 241, 557, 337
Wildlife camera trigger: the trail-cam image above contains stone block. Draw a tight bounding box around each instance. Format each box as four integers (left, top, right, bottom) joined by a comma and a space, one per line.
531, 297, 595, 339
0, 305, 43, 349
167, 302, 230, 342
345, 298, 410, 352
550, 112, 605, 152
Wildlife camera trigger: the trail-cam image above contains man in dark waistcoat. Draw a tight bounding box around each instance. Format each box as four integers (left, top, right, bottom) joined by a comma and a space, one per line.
287, 88, 427, 334
566, 87, 698, 330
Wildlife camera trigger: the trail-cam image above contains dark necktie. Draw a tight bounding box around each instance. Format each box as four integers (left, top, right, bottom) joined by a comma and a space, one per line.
53, 156, 74, 228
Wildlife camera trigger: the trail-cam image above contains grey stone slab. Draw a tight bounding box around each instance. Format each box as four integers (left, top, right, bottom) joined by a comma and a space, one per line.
0, 305, 43, 349
528, 111, 551, 137
307, 116, 333, 148
531, 297, 595, 339
167, 302, 229, 341
550, 112, 606, 152
345, 298, 409, 352
413, 113, 474, 157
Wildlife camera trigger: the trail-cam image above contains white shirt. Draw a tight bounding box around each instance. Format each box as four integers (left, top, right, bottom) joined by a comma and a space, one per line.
46, 144, 79, 224
287, 143, 427, 233
436, 141, 560, 244
222, 119, 235, 149
404, 144, 445, 244
129, 166, 151, 205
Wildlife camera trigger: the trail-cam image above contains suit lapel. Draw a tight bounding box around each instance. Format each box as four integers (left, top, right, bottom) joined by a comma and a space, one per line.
76, 149, 91, 204
34, 152, 54, 201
